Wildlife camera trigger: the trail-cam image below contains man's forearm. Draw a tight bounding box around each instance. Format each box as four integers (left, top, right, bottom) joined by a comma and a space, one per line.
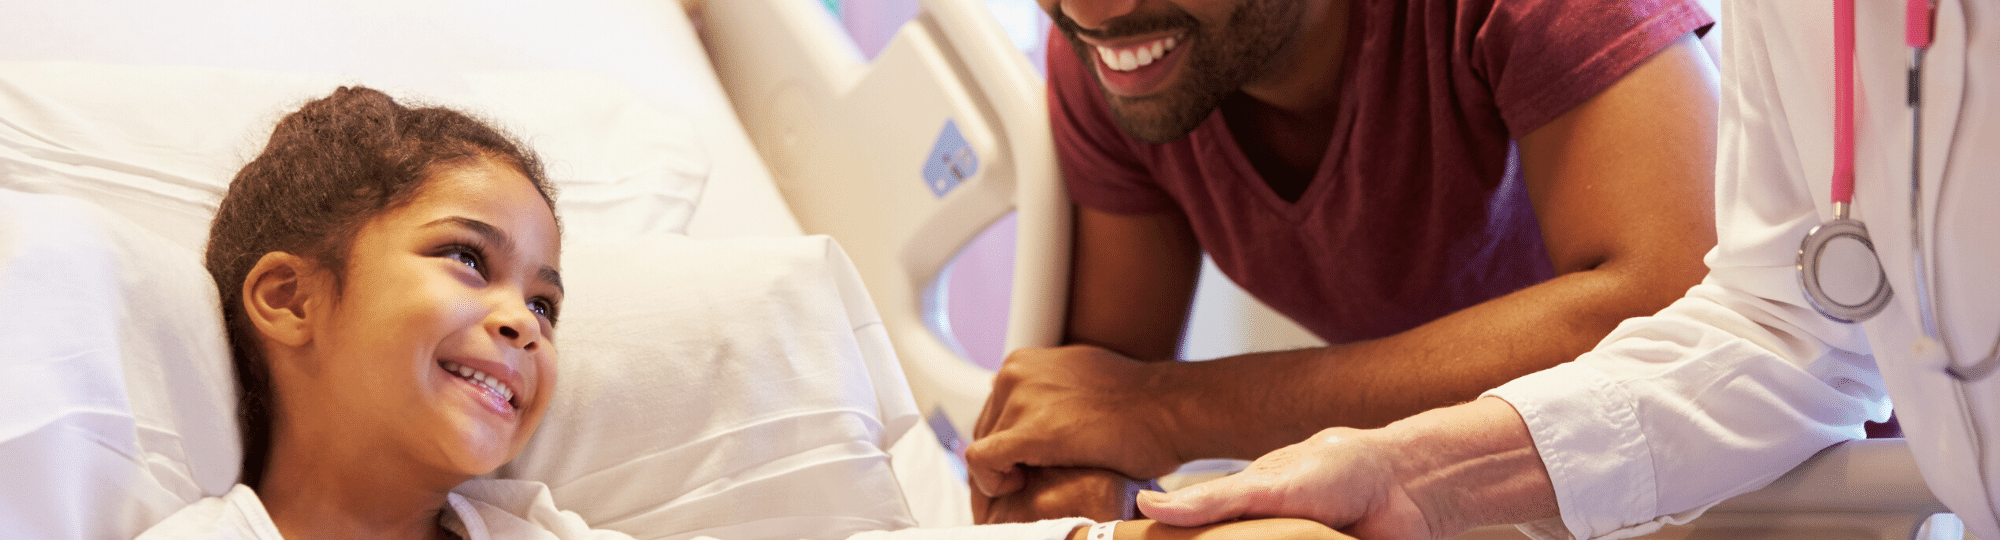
1156, 263, 1694, 462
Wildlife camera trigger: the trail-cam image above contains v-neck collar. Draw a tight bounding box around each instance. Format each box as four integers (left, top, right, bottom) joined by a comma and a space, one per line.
1199, 3, 1365, 221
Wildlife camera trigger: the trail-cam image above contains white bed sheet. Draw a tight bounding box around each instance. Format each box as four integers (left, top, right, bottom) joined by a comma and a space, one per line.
0, 0, 799, 239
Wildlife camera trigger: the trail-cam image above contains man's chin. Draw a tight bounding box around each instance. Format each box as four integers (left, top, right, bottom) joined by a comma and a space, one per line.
1106, 92, 1216, 144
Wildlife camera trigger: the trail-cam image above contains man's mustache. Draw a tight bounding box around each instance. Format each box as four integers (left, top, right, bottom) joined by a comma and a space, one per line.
1050, 5, 1200, 41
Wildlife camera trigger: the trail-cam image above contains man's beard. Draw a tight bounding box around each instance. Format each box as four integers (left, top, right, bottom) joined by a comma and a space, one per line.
1055, 0, 1304, 144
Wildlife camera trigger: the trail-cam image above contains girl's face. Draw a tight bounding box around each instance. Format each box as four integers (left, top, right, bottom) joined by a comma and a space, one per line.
285, 157, 562, 478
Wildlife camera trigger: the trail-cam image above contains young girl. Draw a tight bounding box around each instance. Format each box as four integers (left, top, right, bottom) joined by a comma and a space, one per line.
140, 86, 1345, 540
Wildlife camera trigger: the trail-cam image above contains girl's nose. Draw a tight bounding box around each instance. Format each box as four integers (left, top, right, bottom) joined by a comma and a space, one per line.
490, 302, 539, 352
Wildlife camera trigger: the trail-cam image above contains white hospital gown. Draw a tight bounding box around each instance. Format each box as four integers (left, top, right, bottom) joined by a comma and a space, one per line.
135, 479, 1091, 540
1483, 0, 2000, 539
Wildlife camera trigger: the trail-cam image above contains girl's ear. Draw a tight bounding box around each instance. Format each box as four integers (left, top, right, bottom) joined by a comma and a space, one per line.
243, 252, 320, 348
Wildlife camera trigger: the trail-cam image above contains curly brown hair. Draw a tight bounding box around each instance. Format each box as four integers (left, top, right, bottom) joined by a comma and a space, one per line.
204, 86, 555, 489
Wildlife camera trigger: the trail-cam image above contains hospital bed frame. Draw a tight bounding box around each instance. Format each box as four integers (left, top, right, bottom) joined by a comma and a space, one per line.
690, 0, 1962, 538
696, 0, 1067, 438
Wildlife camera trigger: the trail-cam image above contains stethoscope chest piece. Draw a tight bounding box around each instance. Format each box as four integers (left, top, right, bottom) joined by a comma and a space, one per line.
1797, 215, 1893, 323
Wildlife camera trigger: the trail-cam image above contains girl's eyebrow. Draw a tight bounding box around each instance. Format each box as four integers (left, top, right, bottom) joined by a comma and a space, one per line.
425, 216, 564, 295
539, 266, 564, 296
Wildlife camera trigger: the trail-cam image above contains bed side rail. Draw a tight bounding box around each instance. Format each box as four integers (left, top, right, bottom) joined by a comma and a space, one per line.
1447, 438, 1957, 540
699, 0, 1065, 436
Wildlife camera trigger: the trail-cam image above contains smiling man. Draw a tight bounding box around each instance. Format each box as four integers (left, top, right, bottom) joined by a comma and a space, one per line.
968, 0, 1723, 522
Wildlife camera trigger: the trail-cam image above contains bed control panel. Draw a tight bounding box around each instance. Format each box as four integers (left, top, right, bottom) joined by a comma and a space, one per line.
923, 119, 979, 197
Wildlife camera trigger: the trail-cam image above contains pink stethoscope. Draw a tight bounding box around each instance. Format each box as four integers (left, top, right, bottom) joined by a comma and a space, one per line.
1797, 0, 1997, 380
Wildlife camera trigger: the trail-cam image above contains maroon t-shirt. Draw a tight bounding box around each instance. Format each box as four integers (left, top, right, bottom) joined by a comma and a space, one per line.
1054, 0, 1712, 344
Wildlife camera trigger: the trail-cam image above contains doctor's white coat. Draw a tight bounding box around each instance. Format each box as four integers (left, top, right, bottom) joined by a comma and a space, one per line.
1485, 0, 2000, 538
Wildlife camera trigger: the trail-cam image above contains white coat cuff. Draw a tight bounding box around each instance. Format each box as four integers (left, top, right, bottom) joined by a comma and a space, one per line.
1485, 360, 1698, 540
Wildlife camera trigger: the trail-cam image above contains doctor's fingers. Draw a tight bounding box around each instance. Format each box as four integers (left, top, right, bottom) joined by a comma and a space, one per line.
1142, 429, 1432, 539
1138, 438, 1328, 527
1136, 449, 1353, 527
1136, 479, 1264, 527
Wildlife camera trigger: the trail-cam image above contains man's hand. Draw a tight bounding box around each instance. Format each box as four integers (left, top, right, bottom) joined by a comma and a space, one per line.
967, 345, 1188, 498
973, 467, 1145, 524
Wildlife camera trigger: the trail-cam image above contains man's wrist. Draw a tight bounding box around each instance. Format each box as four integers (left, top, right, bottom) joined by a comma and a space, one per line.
1153, 355, 1314, 463
1149, 360, 1240, 464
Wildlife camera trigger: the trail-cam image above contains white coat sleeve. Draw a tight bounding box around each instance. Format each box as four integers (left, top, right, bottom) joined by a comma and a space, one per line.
1483, 1, 1892, 539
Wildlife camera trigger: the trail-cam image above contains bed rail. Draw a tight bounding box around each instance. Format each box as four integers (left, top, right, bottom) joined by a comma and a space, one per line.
1451, 438, 1961, 540
698, 0, 1063, 436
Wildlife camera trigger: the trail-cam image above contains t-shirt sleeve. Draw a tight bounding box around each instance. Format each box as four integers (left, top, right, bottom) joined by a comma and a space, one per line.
1045, 30, 1182, 216
1475, 0, 1714, 137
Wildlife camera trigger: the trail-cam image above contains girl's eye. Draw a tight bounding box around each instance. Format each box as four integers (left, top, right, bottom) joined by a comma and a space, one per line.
444, 246, 484, 274
529, 297, 559, 324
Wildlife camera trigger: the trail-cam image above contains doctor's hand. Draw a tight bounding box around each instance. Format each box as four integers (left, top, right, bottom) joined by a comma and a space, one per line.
967, 345, 1187, 499
1139, 399, 1559, 540
1136, 427, 1433, 540
973, 466, 1145, 524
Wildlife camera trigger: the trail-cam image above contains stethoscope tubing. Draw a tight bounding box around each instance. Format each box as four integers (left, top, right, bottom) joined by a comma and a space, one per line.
1796, 0, 1895, 324
1799, 0, 1998, 380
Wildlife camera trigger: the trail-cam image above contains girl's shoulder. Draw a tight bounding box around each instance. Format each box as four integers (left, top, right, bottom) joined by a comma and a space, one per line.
136, 485, 282, 540
447, 479, 635, 540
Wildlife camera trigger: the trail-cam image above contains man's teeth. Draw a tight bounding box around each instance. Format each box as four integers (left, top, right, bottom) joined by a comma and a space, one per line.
442, 360, 516, 406
1097, 36, 1179, 72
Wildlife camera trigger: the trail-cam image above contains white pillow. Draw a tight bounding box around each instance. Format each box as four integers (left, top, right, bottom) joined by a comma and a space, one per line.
0, 61, 709, 251
499, 233, 925, 540
0, 189, 239, 540
0, 186, 928, 539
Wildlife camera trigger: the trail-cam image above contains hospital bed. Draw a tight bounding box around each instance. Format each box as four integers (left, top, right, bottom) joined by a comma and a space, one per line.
0, 0, 1964, 539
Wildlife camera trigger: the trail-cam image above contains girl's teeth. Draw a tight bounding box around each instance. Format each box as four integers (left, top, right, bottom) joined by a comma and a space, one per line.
442, 361, 516, 405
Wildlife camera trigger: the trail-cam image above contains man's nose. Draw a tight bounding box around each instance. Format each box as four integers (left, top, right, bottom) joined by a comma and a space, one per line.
1058, 0, 1141, 31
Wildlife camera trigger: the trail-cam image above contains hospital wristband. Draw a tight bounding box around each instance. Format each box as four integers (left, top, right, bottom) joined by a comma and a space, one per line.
1089, 520, 1120, 540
